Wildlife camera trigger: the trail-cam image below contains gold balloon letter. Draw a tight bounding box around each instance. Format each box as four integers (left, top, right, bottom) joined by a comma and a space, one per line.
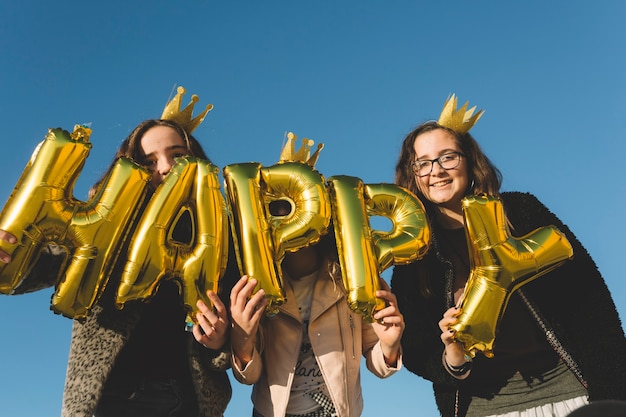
327, 176, 382, 321
116, 157, 228, 322
224, 162, 331, 315
0, 127, 150, 319
328, 178, 432, 321
223, 163, 283, 314
366, 183, 431, 271
261, 161, 331, 270
451, 195, 573, 357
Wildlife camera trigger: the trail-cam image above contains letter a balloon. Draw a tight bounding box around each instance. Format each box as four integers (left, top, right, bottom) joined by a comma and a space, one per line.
117, 157, 228, 323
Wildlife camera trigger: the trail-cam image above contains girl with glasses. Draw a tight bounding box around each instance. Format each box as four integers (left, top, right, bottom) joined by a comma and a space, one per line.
391, 99, 626, 417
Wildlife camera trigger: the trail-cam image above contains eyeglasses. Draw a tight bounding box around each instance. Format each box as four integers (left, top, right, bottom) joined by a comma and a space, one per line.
411, 152, 464, 177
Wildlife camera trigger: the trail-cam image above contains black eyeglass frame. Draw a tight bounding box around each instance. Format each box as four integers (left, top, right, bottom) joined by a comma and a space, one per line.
411, 152, 465, 177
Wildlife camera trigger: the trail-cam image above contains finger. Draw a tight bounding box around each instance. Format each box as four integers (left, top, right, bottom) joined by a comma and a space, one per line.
196, 308, 216, 331
241, 277, 260, 294
443, 306, 461, 318
375, 289, 398, 306
0, 249, 10, 264
207, 290, 227, 320
195, 298, 220, 327
244, 289, 266, 317
237, 278, 259, 305
250, 295, 268, 322
192, 323, 210, 344
230, 276, 250, 304
376, 315, 403, 327
441, 330, 455, 345
377, 278, 391, 291
374, 308, 404, 327
196, 297, 212, 314
0, 230, 17, 244
373, 302, 398, 318
0, 230, 15, 264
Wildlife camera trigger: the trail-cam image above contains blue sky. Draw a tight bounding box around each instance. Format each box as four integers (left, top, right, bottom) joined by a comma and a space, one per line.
1, 1, 625, 416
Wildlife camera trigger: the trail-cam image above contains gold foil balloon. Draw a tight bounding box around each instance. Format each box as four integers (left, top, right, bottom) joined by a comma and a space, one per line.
0, 126, 150, 319
223, 162, 331, 316
52, 157, 150, 318
261, 161, 331, 270
451, 195, 574, 357
328, 178, 432, 321
116, 157, 228, 323
327, 176, 383, 321
223, 163, 284, 314
366, 183, 431, 270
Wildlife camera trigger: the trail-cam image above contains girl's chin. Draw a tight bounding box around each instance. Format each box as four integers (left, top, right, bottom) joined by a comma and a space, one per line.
429, 193, 461, 208
428, 190, 454, 203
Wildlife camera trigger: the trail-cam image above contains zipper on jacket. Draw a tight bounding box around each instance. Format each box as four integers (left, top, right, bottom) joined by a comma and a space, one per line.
349, 313, 356, 359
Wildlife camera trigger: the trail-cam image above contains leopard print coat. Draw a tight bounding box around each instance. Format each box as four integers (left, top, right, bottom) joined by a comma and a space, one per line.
14, 248, 234, 417
61, 296, 232, 417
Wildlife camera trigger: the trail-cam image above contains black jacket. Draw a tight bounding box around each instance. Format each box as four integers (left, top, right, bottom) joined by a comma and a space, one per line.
391, 192, 626, 417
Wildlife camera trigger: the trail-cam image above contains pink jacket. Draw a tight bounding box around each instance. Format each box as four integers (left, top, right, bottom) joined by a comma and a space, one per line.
231, 261, 401, 417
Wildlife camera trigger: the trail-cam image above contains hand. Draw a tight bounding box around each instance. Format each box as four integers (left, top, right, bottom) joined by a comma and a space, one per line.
0, 230, 17, 263
438, 306, 468, 367
229, 276, 267, 366
192, 290, 230, 350
371, 278, 404, 366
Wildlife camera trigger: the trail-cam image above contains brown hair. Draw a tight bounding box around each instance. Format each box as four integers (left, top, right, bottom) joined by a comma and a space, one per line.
395, 121, 502, 202
89, 119, 210, 197
395, 122, 505, 297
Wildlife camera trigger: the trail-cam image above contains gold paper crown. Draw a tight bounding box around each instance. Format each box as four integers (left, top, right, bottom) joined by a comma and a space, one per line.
70, 124, 93, 142
437, 94, 484, 135
161, 86, 213, 134
278, 132, 324, 168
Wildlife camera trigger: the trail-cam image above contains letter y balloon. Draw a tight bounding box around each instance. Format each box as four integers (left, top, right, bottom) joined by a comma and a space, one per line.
451, 195, 573, 357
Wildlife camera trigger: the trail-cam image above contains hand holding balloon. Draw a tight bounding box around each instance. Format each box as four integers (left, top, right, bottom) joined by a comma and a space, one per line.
439, 306, 471, 377
192, 289, 230, 350
371, 278, 404, 367
223, 159, 330, 316
229, 276, 267, 367
450, 195, 573, 357
328, 176, 431, 321
0, 230, 16, 263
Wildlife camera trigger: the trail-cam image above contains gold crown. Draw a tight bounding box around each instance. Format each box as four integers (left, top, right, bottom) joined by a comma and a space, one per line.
70, 124, 93, 142
278, 132, 323, 168
161, 86, 213, 134
437, 94, 484, 135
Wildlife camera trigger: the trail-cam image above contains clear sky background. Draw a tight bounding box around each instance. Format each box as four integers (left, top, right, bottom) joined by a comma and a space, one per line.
1, 2, 625, 416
